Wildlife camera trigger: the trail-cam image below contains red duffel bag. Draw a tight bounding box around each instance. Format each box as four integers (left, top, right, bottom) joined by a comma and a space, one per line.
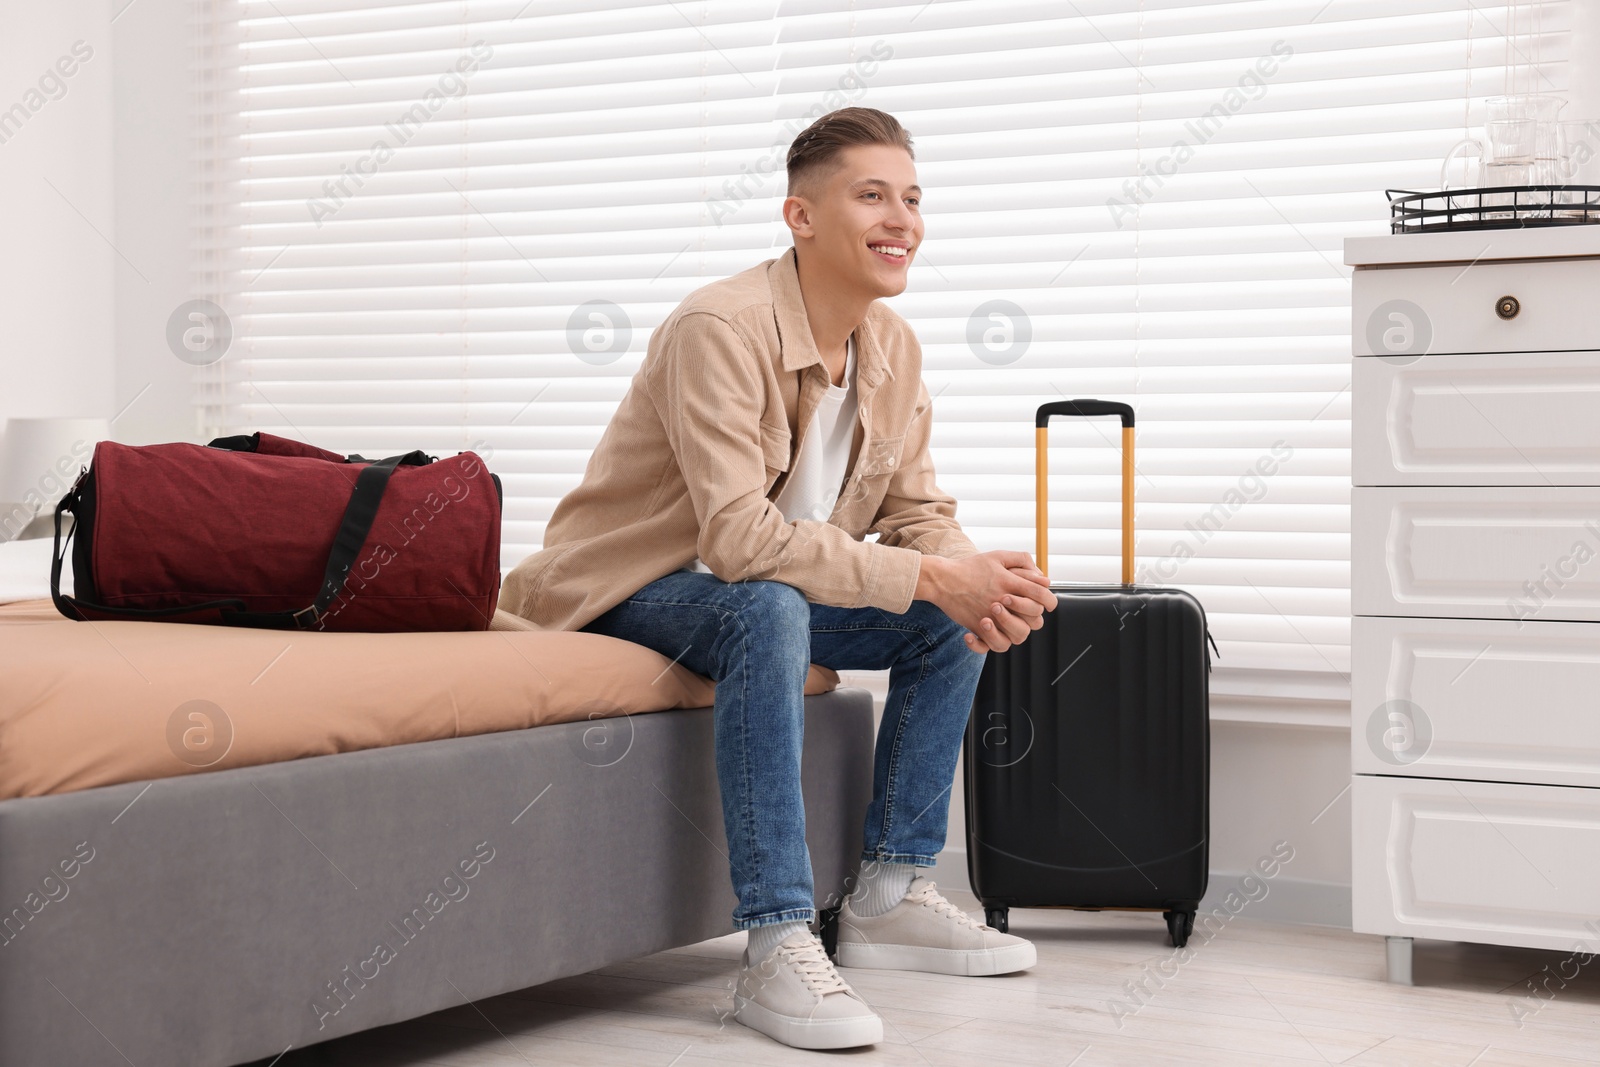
51, 432, 502, 632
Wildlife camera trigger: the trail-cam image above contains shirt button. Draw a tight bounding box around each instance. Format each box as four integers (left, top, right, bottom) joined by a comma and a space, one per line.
886, 457, 895, 467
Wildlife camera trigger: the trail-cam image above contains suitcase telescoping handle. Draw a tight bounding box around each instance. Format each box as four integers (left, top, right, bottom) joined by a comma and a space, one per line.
1035, 400, 1135, 585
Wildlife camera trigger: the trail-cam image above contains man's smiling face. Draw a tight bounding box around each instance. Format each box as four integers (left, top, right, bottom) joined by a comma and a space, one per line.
789, 142, 923, 299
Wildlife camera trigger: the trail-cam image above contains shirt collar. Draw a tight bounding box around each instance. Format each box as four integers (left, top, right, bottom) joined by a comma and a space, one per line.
771, 246, 886, 388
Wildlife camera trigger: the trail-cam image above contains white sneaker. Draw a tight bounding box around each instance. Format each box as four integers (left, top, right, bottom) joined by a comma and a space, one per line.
733, 930, 883, 1049
837, 875, 1037, 976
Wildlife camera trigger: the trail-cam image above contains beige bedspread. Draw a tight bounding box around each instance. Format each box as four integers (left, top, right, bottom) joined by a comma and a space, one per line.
0, 599, 838, 799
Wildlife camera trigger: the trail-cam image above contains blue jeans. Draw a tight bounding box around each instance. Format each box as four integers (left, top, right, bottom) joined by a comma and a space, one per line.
579, 568, 987, 930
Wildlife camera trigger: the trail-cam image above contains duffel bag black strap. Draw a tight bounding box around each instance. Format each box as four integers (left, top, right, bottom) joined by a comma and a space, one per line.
51, 484, 250, 623
318, 455, 405, 620
206, 432, 261, 453
207, 433, 432, 469
219, 454, 406, 630
343, 449, 432, 467
51, 482, 79, 618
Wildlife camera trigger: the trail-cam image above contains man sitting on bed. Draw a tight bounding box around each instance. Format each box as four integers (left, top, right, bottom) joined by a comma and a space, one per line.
500, 106, 1057, 1051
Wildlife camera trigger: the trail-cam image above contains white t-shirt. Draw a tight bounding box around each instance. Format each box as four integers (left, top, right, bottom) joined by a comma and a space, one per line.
684, 334, 858, 575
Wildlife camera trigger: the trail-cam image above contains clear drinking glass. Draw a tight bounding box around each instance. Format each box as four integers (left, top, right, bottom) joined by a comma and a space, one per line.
1439, 95, 1568, 220
1530, 121, 1561, 217
1555, 119, 1600, 219
1483, 119, 1537, 217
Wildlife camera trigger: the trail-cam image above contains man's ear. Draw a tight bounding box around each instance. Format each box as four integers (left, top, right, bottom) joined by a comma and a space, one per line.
782, 194, 815, 240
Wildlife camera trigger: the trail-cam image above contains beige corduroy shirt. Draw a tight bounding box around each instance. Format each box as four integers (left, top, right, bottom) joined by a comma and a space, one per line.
500, 246, 980, 633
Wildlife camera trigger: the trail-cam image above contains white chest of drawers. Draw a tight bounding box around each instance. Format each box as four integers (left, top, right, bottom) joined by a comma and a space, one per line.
1346, 227, 1600, 984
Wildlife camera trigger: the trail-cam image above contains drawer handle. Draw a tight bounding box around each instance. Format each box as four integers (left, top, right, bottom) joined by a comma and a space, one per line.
1495, 294, 1521, 320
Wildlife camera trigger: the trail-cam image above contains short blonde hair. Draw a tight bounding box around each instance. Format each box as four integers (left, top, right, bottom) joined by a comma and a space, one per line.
786, 107, 914, 196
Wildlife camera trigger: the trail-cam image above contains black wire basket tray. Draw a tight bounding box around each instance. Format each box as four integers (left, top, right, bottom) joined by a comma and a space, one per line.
1388, 185, 1600, 233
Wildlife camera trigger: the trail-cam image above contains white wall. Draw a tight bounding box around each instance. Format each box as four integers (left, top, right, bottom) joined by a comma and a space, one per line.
0, 3, 114, 431
1203, 720, 1351, 924
109, 0, 205, 446
0, 1, 195, 456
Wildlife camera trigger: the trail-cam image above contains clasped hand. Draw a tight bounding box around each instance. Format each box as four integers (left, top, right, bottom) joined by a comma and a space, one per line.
931, 551, 1057, 654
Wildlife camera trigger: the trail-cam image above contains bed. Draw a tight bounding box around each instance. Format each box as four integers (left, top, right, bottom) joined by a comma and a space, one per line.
0, 538, 874, 1066
0, 595, 839, 799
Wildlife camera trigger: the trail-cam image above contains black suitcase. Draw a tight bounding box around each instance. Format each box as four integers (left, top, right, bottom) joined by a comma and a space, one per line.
963, 399, 1213, 947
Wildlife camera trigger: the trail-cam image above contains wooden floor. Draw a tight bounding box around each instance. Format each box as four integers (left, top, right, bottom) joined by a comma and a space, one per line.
248, 889, 1600, 1066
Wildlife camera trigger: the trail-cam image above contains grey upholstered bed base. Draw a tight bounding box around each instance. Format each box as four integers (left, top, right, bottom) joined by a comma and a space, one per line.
0, 686, 875, 1067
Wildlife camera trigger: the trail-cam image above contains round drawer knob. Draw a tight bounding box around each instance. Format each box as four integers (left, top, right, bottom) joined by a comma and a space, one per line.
1495, 295, 1521, 320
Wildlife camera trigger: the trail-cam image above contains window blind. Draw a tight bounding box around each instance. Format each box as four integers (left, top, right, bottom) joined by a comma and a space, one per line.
198, 0, 1569, 711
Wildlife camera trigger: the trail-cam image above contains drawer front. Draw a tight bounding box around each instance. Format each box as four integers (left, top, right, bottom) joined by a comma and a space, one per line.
1353, 256, 1600, 357
1351, 615, 1600, 788
1353, 351, 1600, 486
1353, 486, 1600, 622
1352, 775, 1600, 950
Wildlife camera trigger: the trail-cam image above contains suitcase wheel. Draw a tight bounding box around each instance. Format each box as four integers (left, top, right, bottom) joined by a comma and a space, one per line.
1164, 909, 1195, 948
984, 906, 1009, 933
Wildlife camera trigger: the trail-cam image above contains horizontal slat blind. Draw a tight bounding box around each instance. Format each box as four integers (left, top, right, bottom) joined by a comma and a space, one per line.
200, 0, 1568, 707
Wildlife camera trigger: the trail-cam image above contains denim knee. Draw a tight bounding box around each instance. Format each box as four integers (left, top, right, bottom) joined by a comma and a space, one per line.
719, 579, 810, 655
725, 579, 808, 624
901, 597, 971, 649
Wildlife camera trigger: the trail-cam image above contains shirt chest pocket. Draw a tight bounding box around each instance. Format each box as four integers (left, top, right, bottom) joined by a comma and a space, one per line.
829, 432, 905, 534
854, 433, 905, 480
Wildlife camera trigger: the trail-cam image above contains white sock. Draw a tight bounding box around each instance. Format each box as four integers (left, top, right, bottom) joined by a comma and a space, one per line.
746, 919, 811, 963
849, 861, 917, 917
